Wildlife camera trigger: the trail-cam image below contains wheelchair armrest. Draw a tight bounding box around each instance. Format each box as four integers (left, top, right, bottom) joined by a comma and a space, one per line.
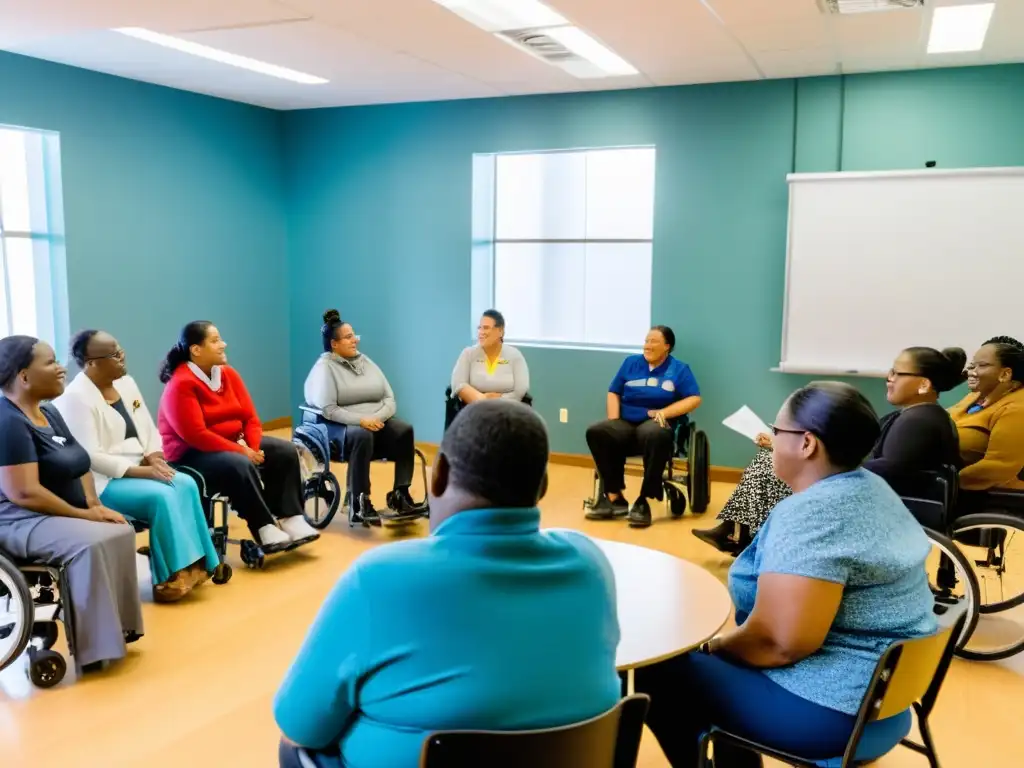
170, 464, 209, 497
299, 404, 325, 416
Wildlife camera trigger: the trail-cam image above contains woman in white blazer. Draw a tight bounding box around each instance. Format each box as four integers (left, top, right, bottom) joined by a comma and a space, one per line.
54, 330, 219, 602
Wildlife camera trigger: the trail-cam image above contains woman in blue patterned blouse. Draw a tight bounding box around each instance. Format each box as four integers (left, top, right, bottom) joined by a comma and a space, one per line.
634, 381, 937, 767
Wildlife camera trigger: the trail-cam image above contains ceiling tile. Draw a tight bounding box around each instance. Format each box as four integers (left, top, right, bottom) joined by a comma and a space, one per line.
702, 0, 825, 26
0, 0, 308, 46
729, 17, 832, 52
756, 48, 839, 79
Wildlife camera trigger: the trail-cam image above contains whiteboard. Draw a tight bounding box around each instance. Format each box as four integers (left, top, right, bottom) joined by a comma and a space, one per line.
780, 167, 1024, 376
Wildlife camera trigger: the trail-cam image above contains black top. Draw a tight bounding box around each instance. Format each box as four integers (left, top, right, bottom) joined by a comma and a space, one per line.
0, 397, 90, 509
863, 402, 960, 497
110, 398, 140, 442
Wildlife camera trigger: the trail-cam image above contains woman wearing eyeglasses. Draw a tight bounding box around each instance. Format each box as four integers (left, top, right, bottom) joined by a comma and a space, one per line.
54, 330, 220, 602
950, 336, 1024, 493
694, 346, 966, 554
303, 310, 422, 523
636, 382, 938, 767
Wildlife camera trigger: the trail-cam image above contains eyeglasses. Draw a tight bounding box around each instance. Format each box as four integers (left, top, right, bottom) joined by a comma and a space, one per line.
886, 369, 921, 381
86, 347, 125, 362
769, 424, 807, 437
339, 333, 360, 342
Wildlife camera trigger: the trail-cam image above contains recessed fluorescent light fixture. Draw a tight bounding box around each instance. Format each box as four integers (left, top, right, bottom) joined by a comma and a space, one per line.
820, 0, 922, 13
433, 0, 568, 32
927, 3, 995, 54
431, 0, 637, 79
113, 27, 328, 84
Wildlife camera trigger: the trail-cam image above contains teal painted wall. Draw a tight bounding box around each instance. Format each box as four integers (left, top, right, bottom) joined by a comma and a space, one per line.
284, 63, 1024, 467
0, 51, 290, 418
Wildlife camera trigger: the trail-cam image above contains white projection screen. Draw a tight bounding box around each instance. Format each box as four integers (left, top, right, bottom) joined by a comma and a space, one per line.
780, 167, 1024, 376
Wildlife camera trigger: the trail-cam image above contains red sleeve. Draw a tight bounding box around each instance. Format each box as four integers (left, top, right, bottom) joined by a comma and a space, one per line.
163, 373, 246, 455
228, 367, 263, 450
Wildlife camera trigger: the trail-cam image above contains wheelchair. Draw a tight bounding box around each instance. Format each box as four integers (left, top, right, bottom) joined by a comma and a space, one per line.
127, 477, 236, 581
0, 551, 75, 688
163, 464, 263, 572
900, 466, 1024, 661
582, 417, 711, 518
444, 386, 534, 432
293, 405, 430, 530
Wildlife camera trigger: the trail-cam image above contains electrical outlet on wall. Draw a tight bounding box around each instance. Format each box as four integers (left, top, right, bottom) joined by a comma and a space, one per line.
559, 408, 568, 423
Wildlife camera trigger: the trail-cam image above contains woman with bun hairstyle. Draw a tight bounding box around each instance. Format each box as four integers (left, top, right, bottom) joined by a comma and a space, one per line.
303, 311, 422, 522
157, 321, 320, 553
950, 336, 1024, 492
694, 346, 966, 554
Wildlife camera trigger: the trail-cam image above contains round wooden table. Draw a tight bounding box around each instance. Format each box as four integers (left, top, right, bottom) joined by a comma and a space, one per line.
593, 539, 733, 671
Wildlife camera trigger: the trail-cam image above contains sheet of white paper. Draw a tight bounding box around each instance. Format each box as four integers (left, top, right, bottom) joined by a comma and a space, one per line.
722, 405, 771, 442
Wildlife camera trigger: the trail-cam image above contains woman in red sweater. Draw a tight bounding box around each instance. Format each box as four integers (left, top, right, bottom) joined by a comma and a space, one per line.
157, 321, 318, 553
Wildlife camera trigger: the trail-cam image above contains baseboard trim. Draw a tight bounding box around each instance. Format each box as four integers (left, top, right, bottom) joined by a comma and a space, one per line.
417, 442, 742, 484
263, 416, 292, 431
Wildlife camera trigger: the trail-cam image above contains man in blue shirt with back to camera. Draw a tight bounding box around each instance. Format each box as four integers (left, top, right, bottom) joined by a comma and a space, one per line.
274, 399, 622, 768
585, 325, 702, 529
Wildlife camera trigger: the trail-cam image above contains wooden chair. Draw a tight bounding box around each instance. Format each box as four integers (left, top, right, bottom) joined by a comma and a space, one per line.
419, 694, 649, 768
697, 600, 968, 768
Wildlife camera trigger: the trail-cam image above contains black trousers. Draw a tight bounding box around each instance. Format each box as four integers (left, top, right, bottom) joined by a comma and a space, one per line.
334, 418, 415, 502
586, 418, 674, 500
177, 435, 303, 535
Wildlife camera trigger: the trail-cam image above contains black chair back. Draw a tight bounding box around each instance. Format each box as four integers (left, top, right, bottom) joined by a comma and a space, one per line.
899, 464, 959, 532
420, 694, 649, 768
444, 388, 533, 433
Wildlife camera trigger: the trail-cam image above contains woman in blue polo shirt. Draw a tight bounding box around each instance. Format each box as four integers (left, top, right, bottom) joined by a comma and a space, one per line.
585, 325, 701, 528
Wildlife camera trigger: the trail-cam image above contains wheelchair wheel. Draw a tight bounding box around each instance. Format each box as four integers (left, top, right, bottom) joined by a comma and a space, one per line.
0, 554, 34, 673
687, 430, 711, 514
212, 562, 233, 585
665, 483, 687, 517
923, 528, 979, 654
302, 472, 342, 530
27, 647, 66, 689
949, 513, 1024, 661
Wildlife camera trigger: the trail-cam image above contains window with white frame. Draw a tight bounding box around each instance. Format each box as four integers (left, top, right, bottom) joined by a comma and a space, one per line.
471, 147, 655, 349
0, 125, 68, 348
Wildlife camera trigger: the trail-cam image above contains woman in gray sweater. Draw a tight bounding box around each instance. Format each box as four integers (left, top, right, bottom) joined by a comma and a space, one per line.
451, 310, 530, 405
303, 310, 420, 522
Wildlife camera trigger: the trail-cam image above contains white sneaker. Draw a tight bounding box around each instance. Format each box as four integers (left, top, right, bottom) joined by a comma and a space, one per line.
257, 524, 292, 551
280, 516, 319, 543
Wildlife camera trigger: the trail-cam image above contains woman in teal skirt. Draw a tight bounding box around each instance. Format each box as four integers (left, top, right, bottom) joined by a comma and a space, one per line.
54, 330, 220, 602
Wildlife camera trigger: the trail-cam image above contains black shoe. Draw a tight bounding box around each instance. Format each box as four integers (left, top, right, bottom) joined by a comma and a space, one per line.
387, 487, 424, 515
354, 497, 381, 527
692, 521, 737, 552
627, 498, 652, 529
585, 494, 630, 521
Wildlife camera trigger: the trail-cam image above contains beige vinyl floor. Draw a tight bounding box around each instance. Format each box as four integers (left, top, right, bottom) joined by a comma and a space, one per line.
2, 440, 1023, 767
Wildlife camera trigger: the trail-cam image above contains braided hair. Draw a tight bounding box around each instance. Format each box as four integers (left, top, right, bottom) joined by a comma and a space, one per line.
983, 336, 1024, 383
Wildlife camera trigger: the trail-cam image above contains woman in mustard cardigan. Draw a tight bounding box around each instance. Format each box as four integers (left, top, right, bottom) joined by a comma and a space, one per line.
949, 336, 1024, 493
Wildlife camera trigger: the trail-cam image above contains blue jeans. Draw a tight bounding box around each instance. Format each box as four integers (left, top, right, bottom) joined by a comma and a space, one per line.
633, 653, 911, 767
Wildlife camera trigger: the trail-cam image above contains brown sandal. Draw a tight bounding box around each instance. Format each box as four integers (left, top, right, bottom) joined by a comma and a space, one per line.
153, 571, 192, 603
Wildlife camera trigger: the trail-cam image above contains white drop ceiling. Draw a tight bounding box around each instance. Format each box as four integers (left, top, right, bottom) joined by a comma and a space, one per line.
1, 0, 1021, 110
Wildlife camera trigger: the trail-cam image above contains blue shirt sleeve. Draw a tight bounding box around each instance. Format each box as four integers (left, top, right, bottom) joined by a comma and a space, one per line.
0, 406, 37, 467
675, 364, 700, 399
757, 499, 852, 585
608, 358, 630, 395
274, 563, 370, 749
